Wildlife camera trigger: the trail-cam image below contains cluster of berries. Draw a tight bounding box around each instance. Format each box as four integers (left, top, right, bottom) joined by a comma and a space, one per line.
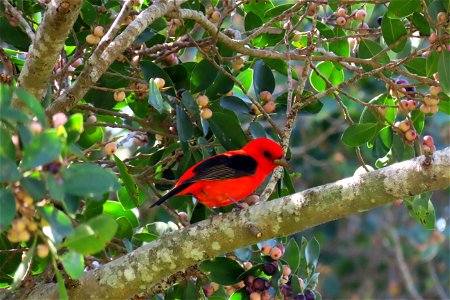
251, 91, 276, 115
86, 26, 105, 45
197, 95, 213, 120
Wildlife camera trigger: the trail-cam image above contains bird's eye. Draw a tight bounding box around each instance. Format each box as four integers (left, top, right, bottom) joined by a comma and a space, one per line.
263, 151, 272, 159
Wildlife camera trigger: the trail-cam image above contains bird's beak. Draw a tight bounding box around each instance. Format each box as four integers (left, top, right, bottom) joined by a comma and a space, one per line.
274, 158, 289, 168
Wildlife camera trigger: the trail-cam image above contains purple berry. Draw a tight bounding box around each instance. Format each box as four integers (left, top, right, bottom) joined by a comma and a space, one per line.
294, 294, 307, 300
262, 261, 278, 276
252, 278, 268, 291
304, 289, 316, 300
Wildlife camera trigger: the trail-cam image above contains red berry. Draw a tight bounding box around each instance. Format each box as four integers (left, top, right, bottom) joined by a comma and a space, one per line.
336, 16, 346, 26
261, 244, 271, 255
405, 129, 417, 141
335, 8, 346, 17
104, 142, 117, 155
259, 91, 272, 103
270, 247, 282, 260
263, 101, 276, 113
354, 9, 367, 21
423, 135, 434, 147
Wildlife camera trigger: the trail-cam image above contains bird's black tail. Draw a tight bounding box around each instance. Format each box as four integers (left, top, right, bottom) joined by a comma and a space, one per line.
150, 182, 193, 207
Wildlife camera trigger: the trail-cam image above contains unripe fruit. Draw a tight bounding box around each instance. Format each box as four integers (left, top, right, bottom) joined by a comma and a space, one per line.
261, 244, 271, 255
104, 142, 117, 155
23, 195, 33, 206
29, 121, 42, 134
429, 105, 439, 114
405, 129, 417, 141
18, 230, 31, 242
270, 247, 282, 260
282, 265, 291, 276
420, 104, 431, 114
429, 86, 441, 96
210, 10, 221, 23
336, 16, 346, 26
14, 219, 26, 231
335, 8, 347, 17
243, 261, 253, 270
177, 211, 188, 222
424, 95, 439, 106
52, 112, 68, 127
245, 194, 260, 205
259, 91, 272, 103
354, 9, 367, 21
437, 12, 447, 23
407, 100, 418, 110
428, 33, 438, 44
263, 101, 276, 113
155, 134, 164, 141
307, 3, 317, 16
87, 114, 97, 124
250, 292, 262, 300
396, 120, 410, 132
93, 26, 105, 37
37, 244, 50, 258
263, 261, 278, 276
86, 34, 100, 45
154, 77, 165, 90
357, 22, 369, 33
200, 108, 213, 120
114, 90, 126, 102
197, 95, 209, 107
27, 221, 38, 232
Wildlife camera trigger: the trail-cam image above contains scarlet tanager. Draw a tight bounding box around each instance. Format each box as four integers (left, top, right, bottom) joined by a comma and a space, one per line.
151, 138, 288, 208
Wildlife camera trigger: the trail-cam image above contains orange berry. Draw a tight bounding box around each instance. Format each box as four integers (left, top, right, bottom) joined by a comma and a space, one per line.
243, 261, 253, 270
428, 33, 438, 44
86, 34, 100, 45
37, 244, 50, 258
405, 129, 417, 141
114, 90, 126, 102
396, 120, 410, 132
424, 95, 439, 106
282, 265, 291, 276
104, 142, 117, 155
18, 230, 30, 242
200, 108, 213, 120
437, 12, 447, 23
197, 95, 209, 107
263, 101, 276, 113
420, 104, 431, 114
270, 247, 282, 260
261, 244, 271, 255
429, 105, 439, 114
259, 91, 272, 103
250, 292, 261, 300
93, 26, 105, 37
154, 78, 165, 90
429, 86, 441, 96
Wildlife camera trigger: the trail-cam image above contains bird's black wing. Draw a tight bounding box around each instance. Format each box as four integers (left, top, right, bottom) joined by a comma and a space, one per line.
150, 154, 257, 207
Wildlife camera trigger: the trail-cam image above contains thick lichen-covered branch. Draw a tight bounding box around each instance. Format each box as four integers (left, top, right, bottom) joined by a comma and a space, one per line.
15, 0, 83, 102
25, 147, 450, 300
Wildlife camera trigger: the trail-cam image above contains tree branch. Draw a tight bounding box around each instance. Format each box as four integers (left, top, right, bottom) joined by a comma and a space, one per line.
15, 0, 83, 102
23, 147, 450, 299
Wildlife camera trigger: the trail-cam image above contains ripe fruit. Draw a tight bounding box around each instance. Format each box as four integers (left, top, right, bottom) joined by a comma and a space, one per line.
396, 120, 410, 132
354, 9, 367, 21
261, 244, 271, 255
252, 278, 269, 291
86, 34, 100, 45
429, 86, 441, 96
200, 108, 213, 120
304, 289, 316, 300
407, 100, 418, 110
245, 194, 260, 205
437, 12, 447, 23
294, 294, 306, 300
405, 129, 417, 141
203, 284, 214, 297
282, 265, 291, 276
335, 8, 347, 17
29, 121, 42, 134
270, 247, 282, 260
259, 91, 272, 103
177, 211, 188, 223
243, 261, 253, 270
114, 90, 126, 102
263, 101, 276, 113
428, 33, 438, 44
52, 112, 68, 127
93, 26, 105, 37
263, 261, 278, 276
37, 244, 50, 258
336, 16, 346, 26
423, 135, 434, 147
400, 99, 410, 111
154, 77, 165, 90
104, 142, 117, 155
197, 95, 209, 107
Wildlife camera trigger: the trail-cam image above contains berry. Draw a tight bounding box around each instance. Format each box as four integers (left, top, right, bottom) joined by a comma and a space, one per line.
407, 100, 418, 110
282, 265, 291, 276
396, 79, 408, 85
307, 3, 317, 16
294, 294, 306, 300
259, 91, 272, 103
420, 104, 431, 114
200, 108, 213, 120
245, 194, 260, 205
357, 22, 369, 33
177, 211, 188, 222
263, 261, 278, 276
261, 290, 270, 300
18, 230, 31, 242
423, 135, 434, 147
336, 16, 346, 26
396, 120, 410, 132
104, 142, 117, 155
87, 114, 97, 124
250, 292, 261, 300
429, 105, 439, 114
400, 99, 410, 111
86, 34, 100, 45
155, 134, 164, 141
203, 284, 214, 297
243, 261, 253, 270
405, 129, 417, 141
29, 121, 42, 134
37, 244, 50, 258
354, 9, 367, 21
210, 10, 221, 23
335, 8, 347, 17
304, 289, 316, 300
424, 95, 439, 106
437, 12, 447, 23
261, 244, 271, 255
93, 26, 105, 37
52, 112, 68, 127
114, 90, 126, 102
197, 95, 209, 107
270, 247, 282, 260
429, 86, 441, 96
154, 77, 165, 90
428, 33, 438, 44
252, 278, 269, 291
244, 275, 255, 286
263, 101, 276, 113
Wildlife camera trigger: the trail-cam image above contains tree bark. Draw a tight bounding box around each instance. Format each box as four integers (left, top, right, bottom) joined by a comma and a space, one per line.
23, 147, 450, 299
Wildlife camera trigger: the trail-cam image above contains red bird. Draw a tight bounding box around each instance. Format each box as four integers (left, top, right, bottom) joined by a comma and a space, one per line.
151, 138, 287, 208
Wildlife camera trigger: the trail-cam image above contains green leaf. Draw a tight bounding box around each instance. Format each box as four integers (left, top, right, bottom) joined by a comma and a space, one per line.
426, 51, 439, 77
391, 134, 415, 162
265, 4, 296, 18
20, 177, 46, 200
309, 62, 344, 92
62, 163, 120, 199
14, 88, 46, 126
140, 60, 175, 95
305, 237, 320, 269
148, 78, 167, 114
61, 251, 84, 280
11, 241, 36, 290
103, 200, 139, 228
386, 0, 420, 19
181, 90, 200, 115
0, 157, 20, 182
404, 57, 427, 76
220, 96, 250, 114
329, 28, 350, 58
253, 60, 275, 96
208, 112, 248, 150
21, 130, 63, 171
438, 99, 450, 115
113, 155, 139, 208
284, 238, 300, 273
0, 127, 16, 161
438, 50, 450, 96
200, 257, 245, 285
182, 280, 198, 300
53, 259, 69, 300
0, 188, 16, 231
64, 215, 118, 255
244, 11, 263, 32
405, 192, 436, 230
342, 123, 379, 147
411, 110, 425, 133
373, 126, 393, 158
40, 206, 73, 245
176, 105, 194, 142
190, 60, 218, 93
249, 122, 266, 138
205, 67, 235, 100
412, 13, 431, 36
229, 289, 247, 300
64, 113, 84, 144
358, 39, 390, 69
381, 16, 407, 53
115, 216, 134, 239
80, 1, 97, 24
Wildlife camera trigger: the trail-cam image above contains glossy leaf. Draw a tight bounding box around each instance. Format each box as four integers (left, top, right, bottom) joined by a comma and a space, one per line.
358, 39, 390, 67
14, 88, 46, 126
412, 13, 431, 36
0, 157, 20, 182
405, 192, 436, 230
426, 51, 439, 77
386, 0, 420, 19
404, 57, 427, 76
411, 110, 425, 133
244, 11, 262, 31
148, 78, 167, 114
249, 122, 266, 138
208, 112, 248, 150
61, 251, 84, 280
103, 200, 139, 228
342, 123, 379, 147
381, 16, 407, 53
0, 188, 16, 231
40, 206, 73, 244
305, 237, 320, 269
140, 60, 175, 95
200, 257, 245, 285
0, 127, 16, 161
176, 105, 194, 142
220, 96, 250, 114
21, 130, 63, 171
284, 238, 300, 273
113, 155, 139, 208
309, 62, 344, 92
206, 67, 234, 100
253, 60, 275, 96
115, 216, 134, 239
190, 60, 218, 93
329, 28, 350, 58
438, 50, 450, 96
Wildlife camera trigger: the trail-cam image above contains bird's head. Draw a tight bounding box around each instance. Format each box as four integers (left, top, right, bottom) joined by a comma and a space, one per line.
243, 138, 288, 171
